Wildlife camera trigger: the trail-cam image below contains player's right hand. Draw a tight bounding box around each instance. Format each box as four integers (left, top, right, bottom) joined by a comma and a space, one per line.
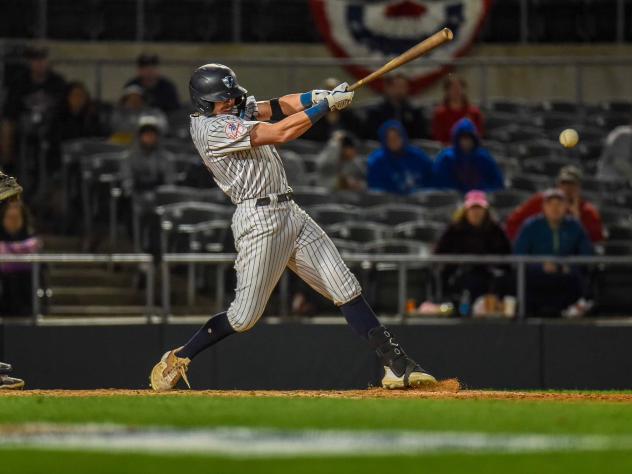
325, 82, 354, 111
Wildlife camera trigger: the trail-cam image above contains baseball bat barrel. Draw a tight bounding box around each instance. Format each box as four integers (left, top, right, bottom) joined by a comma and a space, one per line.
347, 28, 454, 92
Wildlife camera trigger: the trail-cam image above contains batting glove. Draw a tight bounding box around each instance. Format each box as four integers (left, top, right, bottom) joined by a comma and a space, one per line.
325, 82, 354, 111
311, 89, 331, 105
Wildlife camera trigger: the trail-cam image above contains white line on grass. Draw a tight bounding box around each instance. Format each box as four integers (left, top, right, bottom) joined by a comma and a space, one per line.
1, 424, 631, 457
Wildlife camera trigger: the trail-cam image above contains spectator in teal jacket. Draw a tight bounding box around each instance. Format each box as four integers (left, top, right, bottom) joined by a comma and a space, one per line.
514, 188, 594, 316
433, 118, 504, 193
366, 120, 434, 195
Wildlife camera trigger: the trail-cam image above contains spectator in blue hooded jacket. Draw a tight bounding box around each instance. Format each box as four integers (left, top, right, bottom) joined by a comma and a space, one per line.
433, 118, 504, 193
366, 119, 433, 195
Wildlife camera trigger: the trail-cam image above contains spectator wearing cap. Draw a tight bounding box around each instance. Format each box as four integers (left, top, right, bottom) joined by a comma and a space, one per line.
125, 54, 180, 113
316, 131, 366, 192
121, 116, 175, 194
302, 77, 356, 142
597, 120, 632, 183
359, 74, 427, 141
109, 85, 168, 145
433, 118, 504, 193
435, 191, 512, 310
431, 74, 485, 145
1, 46, 66, 170
367, 119, 433, 195
514, 188, 594, 316
506, 165, 604, 243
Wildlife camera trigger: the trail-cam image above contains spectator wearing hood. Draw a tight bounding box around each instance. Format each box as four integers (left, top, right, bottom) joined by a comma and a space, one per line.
435, 191, 512, 310
514, 188, 594, 317
0, 201, 41, 316
432, 74, 485, 144
433, 118, 504, 193
367, 119, 433, 195
506, 165, 604, 243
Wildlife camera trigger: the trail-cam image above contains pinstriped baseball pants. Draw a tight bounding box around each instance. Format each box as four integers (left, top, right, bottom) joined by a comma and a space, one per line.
227, 199, 362, 331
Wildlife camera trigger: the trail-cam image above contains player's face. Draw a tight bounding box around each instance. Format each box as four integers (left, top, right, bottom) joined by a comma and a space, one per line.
543, 197, 568, 223
2, 204, 24, 236
465, 205, 486, 227
214, 98, 235, 115
386, 128, 404, 153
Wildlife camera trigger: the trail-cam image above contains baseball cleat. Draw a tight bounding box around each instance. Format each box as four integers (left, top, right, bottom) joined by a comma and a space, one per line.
150, 347, 191, 392
0, 362, 12, 374
381, 365, 437, 390
0, 375, 25, 390
0, 172, 23, 202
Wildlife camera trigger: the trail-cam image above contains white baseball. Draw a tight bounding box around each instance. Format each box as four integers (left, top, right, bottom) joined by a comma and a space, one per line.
559, 128, 579, 149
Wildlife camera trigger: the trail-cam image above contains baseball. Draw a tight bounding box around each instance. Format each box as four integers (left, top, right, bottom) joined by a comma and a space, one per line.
559, 128, 579, 148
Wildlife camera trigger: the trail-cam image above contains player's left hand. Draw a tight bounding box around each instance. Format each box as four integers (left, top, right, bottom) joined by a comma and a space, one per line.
233, 96, 259, 120
326, 82, 354, 111
311, 89, 330, 105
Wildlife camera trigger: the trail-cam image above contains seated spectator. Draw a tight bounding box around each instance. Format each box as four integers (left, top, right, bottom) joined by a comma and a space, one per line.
505, 166, 604, 243
57, 81, 106, 141
432, 74, 484, 144
121, 116, 175, 193
597, 121, 632, 182
316, 131, 366, 192
109, 85, 168, 145
433, 118, 504, 193
435, 191, 512, 313
514, 189, 594, 317
302, 77, 356, 142
0, 201, 41, 316
1, 46, 66, 173
367, 119, 433, 195
360, 74, 427, 141
125, 53, 180, 113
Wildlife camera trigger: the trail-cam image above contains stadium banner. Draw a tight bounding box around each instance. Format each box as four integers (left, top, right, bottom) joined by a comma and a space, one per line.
310, 0, 490, 94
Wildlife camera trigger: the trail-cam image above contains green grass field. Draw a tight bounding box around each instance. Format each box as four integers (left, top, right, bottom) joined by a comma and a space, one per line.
2, 392, 632, 473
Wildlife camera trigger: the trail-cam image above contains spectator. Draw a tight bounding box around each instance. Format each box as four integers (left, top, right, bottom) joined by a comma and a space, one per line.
505, 165, 604, 243
302, 77, 356, 142
109, 85, 168, 145
57, 81, 106, 141
0, 201, 41, 316
514, 189, 594, 316
432, 74, 485, 144
367, 119, 433, 195
1, 46, 66, 171
433, 118, 504, 193
121, 116, 175, 193
597, 121, 632, 182
360, 74, 427, 141
435, 191, 512, 312
125, 53, 180, 113
316, 131, 366, 192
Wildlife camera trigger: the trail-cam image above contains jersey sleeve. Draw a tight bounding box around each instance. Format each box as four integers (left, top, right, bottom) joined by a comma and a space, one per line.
207, 115, 259, 156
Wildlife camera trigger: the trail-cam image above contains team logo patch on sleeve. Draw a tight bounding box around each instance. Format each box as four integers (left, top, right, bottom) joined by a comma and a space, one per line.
225, 120, 246, 140
310, 0, 490, 94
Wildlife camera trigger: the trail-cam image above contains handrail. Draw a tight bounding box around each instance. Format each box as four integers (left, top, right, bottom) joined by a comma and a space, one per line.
161, 253, 632, 320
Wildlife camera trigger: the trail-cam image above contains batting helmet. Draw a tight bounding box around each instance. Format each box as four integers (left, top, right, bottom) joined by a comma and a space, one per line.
189, 63, 248, 115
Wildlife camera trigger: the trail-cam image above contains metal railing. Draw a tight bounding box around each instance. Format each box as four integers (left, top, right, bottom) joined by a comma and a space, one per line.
162, 253, 632, 320
0, 253, 154, 322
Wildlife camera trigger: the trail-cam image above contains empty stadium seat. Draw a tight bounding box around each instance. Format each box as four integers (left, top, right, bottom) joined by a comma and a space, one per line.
369, 203, 427, 226
363, 239, 426, 255
306, 205, 361, 226
291, 186, 332, 206
393, 222, 444, 243
326, 222, 390, 244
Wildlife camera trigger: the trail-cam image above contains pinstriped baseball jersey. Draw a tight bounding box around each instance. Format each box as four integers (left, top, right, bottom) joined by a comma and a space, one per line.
190, 112, 289, 204
189, 106, 362, 332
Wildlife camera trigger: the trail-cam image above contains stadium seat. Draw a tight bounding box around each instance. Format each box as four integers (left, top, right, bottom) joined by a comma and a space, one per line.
393, 222, 444, 243
369, 203, 427, 226
291, 186, 333, 206
326, 222, 391, 244
306, 205, 361, 226
363, 239, 426, 255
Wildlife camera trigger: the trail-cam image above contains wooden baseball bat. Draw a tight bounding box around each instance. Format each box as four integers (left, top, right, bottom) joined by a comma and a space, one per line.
347, 28, 454, 92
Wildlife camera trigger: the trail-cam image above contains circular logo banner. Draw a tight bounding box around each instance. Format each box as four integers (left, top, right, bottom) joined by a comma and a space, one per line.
310, 0, 490, 94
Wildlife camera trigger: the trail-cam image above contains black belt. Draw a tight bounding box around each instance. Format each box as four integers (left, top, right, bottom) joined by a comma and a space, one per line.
255, 192, 293, 207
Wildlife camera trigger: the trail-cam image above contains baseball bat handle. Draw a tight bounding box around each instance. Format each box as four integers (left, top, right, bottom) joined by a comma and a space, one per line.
347, 27, 454, 92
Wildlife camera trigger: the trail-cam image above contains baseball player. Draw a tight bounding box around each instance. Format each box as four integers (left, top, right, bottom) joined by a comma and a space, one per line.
0, 172, 25, 390
150, 64, 437, 391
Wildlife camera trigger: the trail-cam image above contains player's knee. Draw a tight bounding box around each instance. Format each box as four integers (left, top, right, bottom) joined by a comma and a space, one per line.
336, 279, 363, 306
227, 308, 262, 332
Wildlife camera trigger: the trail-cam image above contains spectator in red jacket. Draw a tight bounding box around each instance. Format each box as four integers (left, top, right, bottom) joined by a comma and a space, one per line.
432, 74, 484, 144
505, 166, 604, 243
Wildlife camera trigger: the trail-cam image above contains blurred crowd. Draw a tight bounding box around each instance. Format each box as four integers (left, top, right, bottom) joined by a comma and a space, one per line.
1, 47, 632, 318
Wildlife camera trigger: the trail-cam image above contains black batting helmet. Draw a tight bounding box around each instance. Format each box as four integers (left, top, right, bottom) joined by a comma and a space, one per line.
189, 63, 248, 115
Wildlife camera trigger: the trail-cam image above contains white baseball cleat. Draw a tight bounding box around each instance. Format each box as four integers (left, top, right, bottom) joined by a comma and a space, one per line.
150, 347, 191, 392
381, 366, 437, 390
0, 375, 25, 390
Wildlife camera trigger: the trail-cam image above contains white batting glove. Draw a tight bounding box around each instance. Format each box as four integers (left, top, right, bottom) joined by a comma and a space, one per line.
232, 95, 258, 120
325, 82, 354, 111
311, 89, 330, 105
